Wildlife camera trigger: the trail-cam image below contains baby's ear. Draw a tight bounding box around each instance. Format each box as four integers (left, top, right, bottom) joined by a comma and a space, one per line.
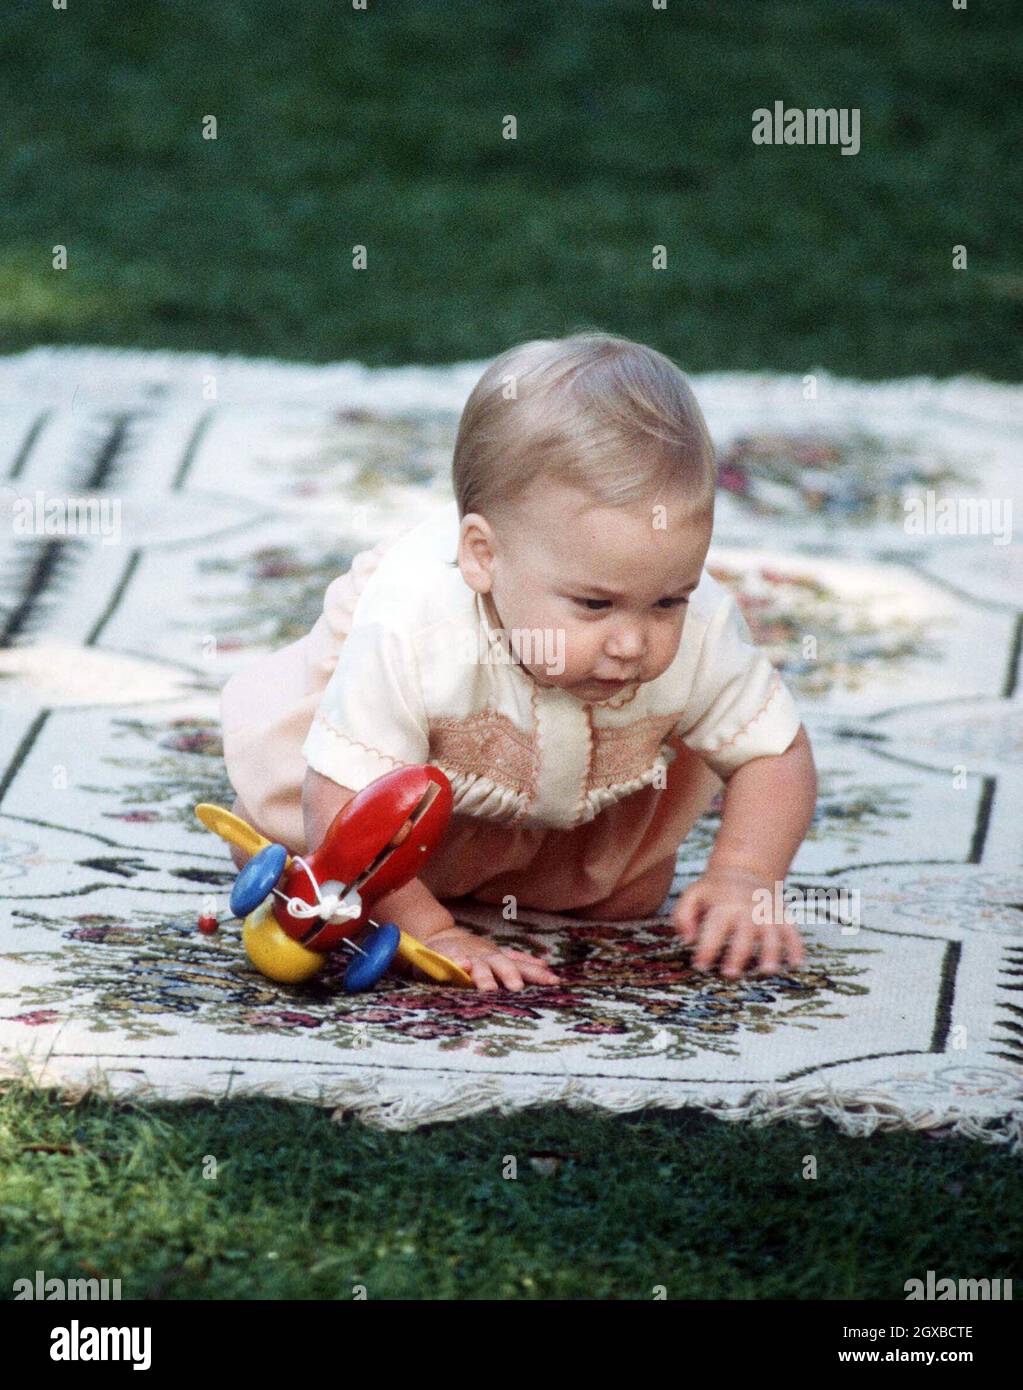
456, 522, 498, 595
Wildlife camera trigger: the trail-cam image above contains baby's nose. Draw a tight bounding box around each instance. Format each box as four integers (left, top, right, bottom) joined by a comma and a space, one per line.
605, 625, 645, 658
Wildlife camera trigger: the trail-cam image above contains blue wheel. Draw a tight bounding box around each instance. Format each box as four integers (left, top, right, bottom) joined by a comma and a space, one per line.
343, 922, 401, 994
230, 843, 288, 918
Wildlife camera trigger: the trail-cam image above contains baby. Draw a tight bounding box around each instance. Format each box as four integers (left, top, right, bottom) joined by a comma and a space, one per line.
220, 332, 818, 991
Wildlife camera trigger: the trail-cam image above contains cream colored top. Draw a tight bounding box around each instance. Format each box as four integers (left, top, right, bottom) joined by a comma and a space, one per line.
301, 500, 803, 830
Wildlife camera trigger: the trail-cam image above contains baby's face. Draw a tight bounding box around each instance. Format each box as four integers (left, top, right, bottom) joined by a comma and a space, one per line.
459, 481, 713, 701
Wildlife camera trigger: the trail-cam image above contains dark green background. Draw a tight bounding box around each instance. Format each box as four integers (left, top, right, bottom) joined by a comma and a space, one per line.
2, 0, 1020, 376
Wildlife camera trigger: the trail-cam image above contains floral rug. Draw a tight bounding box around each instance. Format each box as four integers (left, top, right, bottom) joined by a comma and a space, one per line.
1, 346, 1021, 1146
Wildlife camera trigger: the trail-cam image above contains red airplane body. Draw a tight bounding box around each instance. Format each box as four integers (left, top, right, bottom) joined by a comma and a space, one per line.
273, 765, 453, 952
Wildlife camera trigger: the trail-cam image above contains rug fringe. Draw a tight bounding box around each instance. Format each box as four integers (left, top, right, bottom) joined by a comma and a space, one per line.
4, 1055, 1021, 1153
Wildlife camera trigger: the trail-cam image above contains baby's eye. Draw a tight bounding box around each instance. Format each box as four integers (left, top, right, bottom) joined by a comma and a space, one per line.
571, 596, 689, 612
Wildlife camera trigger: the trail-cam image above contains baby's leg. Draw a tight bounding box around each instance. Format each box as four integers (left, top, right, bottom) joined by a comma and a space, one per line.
570, 854, 678, 921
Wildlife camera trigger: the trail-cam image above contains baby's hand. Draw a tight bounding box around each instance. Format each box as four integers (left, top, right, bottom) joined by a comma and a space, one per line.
672, 867, 805, 978
419, 925, 559, 992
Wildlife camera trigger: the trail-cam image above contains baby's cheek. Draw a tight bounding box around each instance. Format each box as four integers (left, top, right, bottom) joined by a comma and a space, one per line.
559, 626, 596, 679
530, 613, 571, 677
651, 626, 685, 678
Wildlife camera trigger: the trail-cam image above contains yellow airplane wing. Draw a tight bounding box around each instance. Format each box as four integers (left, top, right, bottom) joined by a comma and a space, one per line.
195, 803, 287, 862
396, 931, 473, 987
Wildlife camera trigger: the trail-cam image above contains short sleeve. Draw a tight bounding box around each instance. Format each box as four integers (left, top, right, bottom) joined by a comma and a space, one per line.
301, 619, 430, 791
673, 588, 802, 780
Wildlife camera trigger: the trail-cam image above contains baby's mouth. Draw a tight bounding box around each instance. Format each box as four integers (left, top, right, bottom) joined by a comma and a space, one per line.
581, 676, 640, 692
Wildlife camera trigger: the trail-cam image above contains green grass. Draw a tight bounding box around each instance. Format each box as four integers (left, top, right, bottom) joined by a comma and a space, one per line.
1, 0, 1020, 376
2, 2, 1021, 1298
1, 1081, 1020, 1300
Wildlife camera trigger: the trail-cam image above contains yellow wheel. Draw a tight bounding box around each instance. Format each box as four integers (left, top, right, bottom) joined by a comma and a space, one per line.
242, 899, 326, 983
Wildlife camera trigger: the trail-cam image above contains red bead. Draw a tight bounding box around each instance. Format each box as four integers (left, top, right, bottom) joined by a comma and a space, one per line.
197, 914, 219, 935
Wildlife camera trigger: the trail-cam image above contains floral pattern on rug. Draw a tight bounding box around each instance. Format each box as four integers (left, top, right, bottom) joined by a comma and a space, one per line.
81, 716, 234, 837
3, 906, 870, 1059
193, 546, 360, 653
293, 408, 456, 499
708, 562, 939, 699
873, 870, 1023, 935
716, 429, 975, 524
674, 768, 911, 863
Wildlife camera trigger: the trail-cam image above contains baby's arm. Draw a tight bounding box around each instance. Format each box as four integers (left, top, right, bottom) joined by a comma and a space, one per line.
302, 766, 456, 941
673, 725, 818, 976
301, 767, 558, 991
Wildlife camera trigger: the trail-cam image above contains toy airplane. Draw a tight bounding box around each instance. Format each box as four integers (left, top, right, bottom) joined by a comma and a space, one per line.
194, 764, 472, 992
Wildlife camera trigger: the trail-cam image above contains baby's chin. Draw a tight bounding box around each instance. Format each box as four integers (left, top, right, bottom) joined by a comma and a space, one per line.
573, 683, 641, 702
531, 671, 644, 701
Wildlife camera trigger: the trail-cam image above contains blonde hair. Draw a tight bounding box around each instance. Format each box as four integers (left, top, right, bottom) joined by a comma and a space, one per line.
452, 331, 717, 529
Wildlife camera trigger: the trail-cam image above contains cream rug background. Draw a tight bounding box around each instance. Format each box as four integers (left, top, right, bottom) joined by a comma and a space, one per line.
1, 346, 1021, 1146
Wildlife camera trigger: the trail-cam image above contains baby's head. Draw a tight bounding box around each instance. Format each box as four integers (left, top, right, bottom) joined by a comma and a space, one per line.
453, 332, 716, 701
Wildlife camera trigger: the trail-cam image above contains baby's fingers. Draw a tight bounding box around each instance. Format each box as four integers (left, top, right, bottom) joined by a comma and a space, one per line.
467, 959, 501, 992
486, 954, 529, 992
749, 932, 780, 976
510, 957, 560, 985
690, 908, 738, 972
756, 922, 805, 974
747, 923, 786, 976
720, 922, 759, 979
499, 948, 558, 982
674, 885, 709, 942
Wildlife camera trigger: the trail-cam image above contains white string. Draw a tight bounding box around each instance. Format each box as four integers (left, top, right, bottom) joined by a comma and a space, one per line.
276, 856, 363, 925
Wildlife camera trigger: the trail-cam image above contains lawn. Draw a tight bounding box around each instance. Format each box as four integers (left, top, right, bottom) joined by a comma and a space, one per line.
0, 0, 1020, 377
2, 1082, 1020, 1300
